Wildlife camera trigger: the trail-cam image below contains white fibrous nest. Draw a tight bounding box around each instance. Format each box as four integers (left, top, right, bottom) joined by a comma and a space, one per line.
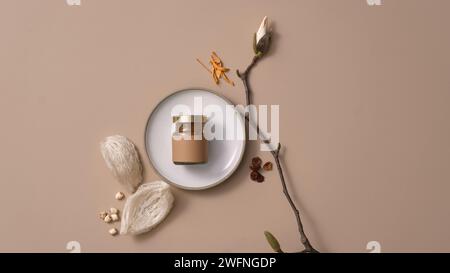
100, 135, 143, 193
120, 181, 174, 235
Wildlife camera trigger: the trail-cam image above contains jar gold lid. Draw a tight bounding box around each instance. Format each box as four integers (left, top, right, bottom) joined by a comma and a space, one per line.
172, 115, 208, 123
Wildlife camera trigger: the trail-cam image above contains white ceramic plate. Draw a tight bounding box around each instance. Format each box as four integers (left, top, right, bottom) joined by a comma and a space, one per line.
145, 89, 246, 190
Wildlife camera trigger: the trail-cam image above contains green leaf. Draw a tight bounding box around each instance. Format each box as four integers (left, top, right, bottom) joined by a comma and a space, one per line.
264, 231, 283, 253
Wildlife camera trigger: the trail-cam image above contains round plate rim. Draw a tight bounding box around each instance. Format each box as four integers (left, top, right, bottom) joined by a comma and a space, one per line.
144, 88, 246, 190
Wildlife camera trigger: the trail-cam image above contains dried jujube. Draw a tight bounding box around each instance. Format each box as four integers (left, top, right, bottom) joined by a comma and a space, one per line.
256, 174, 265, 183
252, 157, 262, 167
263, 162, 273, 171
250, 157, 268, 183
250, 171, 260, 181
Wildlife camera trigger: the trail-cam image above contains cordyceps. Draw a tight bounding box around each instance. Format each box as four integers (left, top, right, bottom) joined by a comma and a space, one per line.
197, 52, 235, 86
100, 135, 143, 193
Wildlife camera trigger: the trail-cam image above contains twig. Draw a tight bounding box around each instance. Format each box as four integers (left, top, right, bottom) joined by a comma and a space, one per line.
237, 57, 318, 253
270, 144, 318, 253
236, 55, 261, 106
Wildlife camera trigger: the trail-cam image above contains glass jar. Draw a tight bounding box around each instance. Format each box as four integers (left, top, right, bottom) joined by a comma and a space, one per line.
172, 115, 208, 165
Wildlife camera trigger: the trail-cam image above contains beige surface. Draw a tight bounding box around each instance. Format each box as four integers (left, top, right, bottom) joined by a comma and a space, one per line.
1, 0, 450, 253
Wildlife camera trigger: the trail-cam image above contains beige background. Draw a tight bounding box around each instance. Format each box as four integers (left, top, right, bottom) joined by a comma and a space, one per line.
1, 0, 449, 253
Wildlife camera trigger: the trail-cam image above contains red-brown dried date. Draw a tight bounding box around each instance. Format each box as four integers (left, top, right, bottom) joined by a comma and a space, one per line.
250, 171, 260, 181
263, 162, 273, 171
256, 173, 265, 183
251, 157, 262, 167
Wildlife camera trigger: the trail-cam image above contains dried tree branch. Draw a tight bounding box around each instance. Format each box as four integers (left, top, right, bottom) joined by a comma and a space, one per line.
237, 57, 319, 253
237, 55, 261, 106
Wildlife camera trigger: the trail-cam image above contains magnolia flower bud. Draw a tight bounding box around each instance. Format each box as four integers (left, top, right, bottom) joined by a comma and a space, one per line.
256, 16, 268, 45
264, 231, 283, 253
253, 16, 271, 56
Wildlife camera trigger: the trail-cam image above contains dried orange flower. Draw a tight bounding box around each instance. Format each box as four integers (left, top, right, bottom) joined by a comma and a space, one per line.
197, 52, 234, 86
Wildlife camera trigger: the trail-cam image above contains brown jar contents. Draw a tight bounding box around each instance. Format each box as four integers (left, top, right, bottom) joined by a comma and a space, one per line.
172, 115, 208, 165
